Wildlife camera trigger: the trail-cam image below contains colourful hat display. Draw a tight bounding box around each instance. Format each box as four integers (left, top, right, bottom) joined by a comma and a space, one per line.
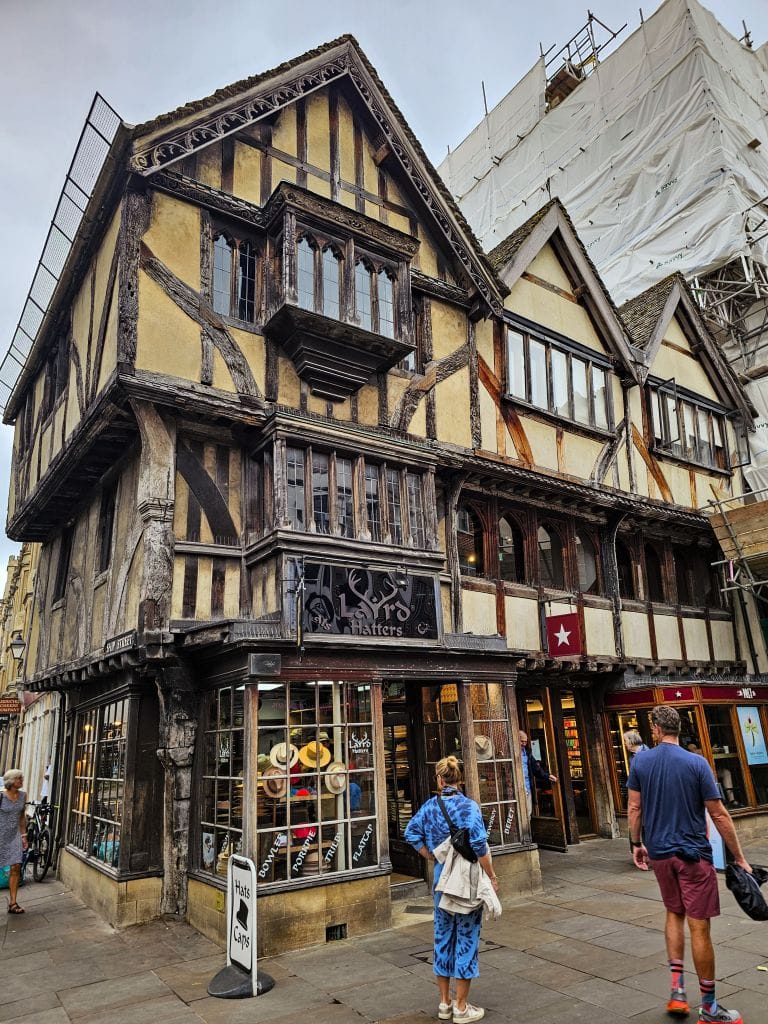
299, 741, 331, 768
270, 742, 299, 769
261, 766, 287, 799
324, 762, 347, 794
474, 734, 494, 761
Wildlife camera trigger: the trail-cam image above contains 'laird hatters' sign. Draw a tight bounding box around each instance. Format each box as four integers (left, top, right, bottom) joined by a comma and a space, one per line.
302, 564, 439, 640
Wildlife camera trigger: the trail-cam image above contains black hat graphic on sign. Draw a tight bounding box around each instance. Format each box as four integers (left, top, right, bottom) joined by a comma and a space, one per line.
236, 899, 248, 931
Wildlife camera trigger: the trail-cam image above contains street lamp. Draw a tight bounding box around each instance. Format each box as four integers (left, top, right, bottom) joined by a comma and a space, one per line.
9, 632, 25, 662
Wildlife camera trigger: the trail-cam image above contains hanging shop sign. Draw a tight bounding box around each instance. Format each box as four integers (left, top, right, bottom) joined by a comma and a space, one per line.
545, 612, 581, 657
737, 706, 768, 766
302, 564, 439, 640
0, 698, 21, 715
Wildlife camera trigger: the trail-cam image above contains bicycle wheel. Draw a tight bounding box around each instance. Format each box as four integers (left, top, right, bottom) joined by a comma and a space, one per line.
33, 828, 52, 881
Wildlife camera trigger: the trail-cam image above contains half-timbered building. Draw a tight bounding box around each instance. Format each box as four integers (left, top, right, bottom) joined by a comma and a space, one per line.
4, 38, 764, 953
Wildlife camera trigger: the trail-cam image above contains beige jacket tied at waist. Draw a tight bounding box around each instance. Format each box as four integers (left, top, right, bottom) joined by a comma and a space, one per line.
433, 837, 502, 919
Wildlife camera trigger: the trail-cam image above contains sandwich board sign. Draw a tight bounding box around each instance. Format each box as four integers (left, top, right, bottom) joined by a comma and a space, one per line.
207, 854, 274, 998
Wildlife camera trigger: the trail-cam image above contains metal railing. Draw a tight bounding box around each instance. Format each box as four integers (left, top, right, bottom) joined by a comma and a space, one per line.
0, 94, 122, 416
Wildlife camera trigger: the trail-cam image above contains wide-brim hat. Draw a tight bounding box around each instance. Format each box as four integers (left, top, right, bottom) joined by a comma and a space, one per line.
270, 742, 299, 769
257, 753, 272, 773
474, 734, 494, 761
299, 741, 331, 768
324, 762, 347, 794
262, 766, 287, 799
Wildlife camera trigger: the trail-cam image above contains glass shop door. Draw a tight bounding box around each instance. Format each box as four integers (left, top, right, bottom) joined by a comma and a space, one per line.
383, 704, 423, 879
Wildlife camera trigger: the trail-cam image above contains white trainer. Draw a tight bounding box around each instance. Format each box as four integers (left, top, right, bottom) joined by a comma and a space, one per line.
438, 1001, 454, 1020
453, 1003, 485, 1023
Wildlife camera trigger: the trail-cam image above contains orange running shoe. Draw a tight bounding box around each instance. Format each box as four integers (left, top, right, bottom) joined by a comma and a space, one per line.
667, 989, 690, 1016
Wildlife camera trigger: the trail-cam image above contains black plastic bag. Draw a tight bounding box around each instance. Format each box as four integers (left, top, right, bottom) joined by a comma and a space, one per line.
725, 863, 768, 921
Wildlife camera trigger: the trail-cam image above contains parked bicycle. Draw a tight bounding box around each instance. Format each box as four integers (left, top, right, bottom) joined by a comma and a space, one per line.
22, 801, 56, 882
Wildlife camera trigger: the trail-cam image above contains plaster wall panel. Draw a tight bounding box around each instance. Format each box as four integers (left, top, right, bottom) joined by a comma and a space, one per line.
505, 594, 540, 650
307, 174, 331, 199
224, 561, 241, 617
416, 231, 439, 278
230, 326, 265, 396
357, 381, 379, 426
387, 210, 411, 235
228, 449, 242, 533
564, 434, 604, 480
475, 317, 494, 366
365, 200, 379, 220
622, 610, 652, 659
306, 91, 330, 171
711, 619, 736, 661
233, 141, 261, 205
682, 615, 710, 661
479, 386, 499, 454
523, 416, 558, 471
92, 581, 107, 645
431, 301, 467, 360
583, 605, 616, 656
508, 245, 609, 355
39, 423, 52, 478
337, 96, 355, 184
271, 104, 297, 155
196, 557, 213, 619
307, 392, 328, 417
653, 612, 683, 661
339, 189, 357, 211
461, 586, 497, 635
171, 555, 185, 620
436, 369, 472, 447
272, 159, 297, 188
277, 356, 301, 409
408, 398, 427, 438
441, 580, 452, 632
136, 274, 200, 380
174, 474, 189, 539
96, 287, 119, 396
651, 317, 719, 402
197, 145, 222, 190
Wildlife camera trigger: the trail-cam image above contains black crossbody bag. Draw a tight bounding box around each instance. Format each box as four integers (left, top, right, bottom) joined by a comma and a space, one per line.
436, 794, 478, 863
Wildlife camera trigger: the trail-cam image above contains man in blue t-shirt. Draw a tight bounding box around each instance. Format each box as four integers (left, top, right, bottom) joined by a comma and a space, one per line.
628, 705, 751, 1024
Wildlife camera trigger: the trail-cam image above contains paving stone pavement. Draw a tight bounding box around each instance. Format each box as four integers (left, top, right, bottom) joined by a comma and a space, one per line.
3, 838, 768, 1023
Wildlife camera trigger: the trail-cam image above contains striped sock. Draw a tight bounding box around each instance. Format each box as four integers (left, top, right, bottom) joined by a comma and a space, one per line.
699, 978, 717, 1013
669, 959, 685, 991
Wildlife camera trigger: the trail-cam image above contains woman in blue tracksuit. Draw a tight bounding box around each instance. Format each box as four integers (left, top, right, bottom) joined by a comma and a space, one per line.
404, 755, 498, 1024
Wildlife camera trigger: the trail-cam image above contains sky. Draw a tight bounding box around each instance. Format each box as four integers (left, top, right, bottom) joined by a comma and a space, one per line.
1, 0, 768, 592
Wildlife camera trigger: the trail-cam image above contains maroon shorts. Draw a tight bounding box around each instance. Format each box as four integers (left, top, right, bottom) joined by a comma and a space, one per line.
649, 856, 720, 920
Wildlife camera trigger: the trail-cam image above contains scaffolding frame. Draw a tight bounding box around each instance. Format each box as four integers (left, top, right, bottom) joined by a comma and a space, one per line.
706, 484, 768, 608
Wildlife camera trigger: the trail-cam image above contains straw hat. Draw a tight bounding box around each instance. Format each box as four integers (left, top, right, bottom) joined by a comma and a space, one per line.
474, 734, 494, 761
270, 742, 299, 769
324, 762, 347, 794
299, 741, 331, 768
257, 753, 272, 773
261, 766, 287, 799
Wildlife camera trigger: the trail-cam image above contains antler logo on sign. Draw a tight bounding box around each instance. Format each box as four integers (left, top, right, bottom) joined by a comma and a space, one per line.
545, 612, 581, 657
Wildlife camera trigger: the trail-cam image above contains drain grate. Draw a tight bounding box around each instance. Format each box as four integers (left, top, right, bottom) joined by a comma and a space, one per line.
326, 923, 347, 941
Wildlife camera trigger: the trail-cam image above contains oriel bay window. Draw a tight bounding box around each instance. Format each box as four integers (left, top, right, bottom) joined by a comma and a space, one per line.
284, 445, 428, 547
648, 381, 728, 471
506, 323, 612, 430
255, 681, 376, 885
297, 235, 343, 319
212, 230, 260, 324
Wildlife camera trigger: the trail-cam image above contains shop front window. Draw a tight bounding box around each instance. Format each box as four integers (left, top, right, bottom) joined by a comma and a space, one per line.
705, 705, 748, 809
469, 683, 520, 847
606, 709, 653, 812
68, 698, 129, 867
199, 686, 245, 878
255, 681, 376, 885
422, 685, 462, 778
736, 706, 768, 805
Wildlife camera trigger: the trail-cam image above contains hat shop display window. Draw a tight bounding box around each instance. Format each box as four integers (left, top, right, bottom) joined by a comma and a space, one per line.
469, 684, 520, 846
256, 681, 376, 885
68, 698, 129, 868
199, 686, 245, 878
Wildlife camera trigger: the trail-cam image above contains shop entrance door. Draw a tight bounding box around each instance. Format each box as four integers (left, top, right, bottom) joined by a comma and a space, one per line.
519, 691, 567, 851
383, 702, 423, 879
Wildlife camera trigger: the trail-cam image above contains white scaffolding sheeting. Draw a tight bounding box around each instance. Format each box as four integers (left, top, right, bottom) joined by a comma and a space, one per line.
439, 0, 768, 305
